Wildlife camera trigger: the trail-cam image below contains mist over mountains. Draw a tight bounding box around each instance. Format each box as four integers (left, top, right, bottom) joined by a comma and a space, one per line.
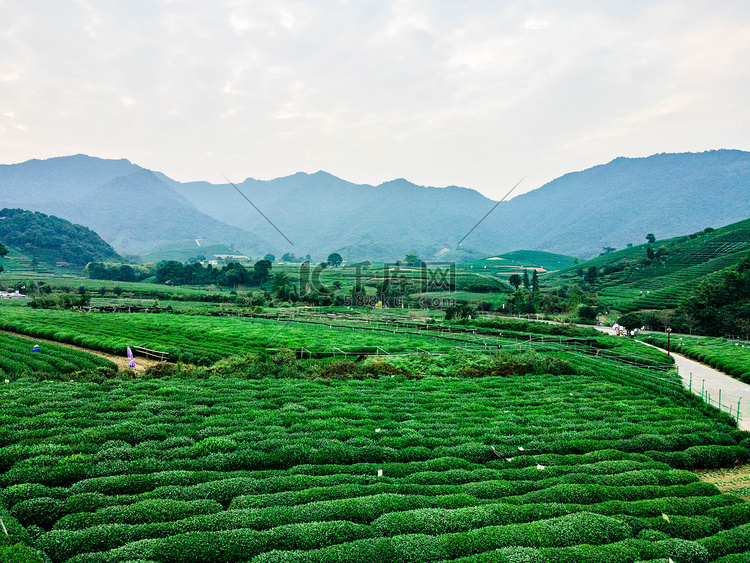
1, 150, 748, 262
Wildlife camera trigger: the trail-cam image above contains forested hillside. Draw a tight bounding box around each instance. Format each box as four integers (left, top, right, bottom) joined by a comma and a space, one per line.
0, 208, 120, 267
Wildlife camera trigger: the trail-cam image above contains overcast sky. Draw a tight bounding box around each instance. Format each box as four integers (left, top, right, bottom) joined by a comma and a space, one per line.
1, 0, 749, 199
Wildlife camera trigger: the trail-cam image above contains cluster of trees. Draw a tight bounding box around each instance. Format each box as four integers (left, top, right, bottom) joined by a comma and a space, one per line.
154, 260, 274, 287
505, 267, 599, 319
86, 262, 155, 282
672, 255, 750, 337
0, 208, 120, 266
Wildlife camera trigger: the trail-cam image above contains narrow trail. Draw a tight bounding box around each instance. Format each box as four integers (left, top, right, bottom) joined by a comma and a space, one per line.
1, 329, 161, 373
638, 340, 750, 431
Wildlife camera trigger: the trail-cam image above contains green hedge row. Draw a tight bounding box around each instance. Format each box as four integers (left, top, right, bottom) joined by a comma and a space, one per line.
698, 522, 750, 559
3, 431, 741, 489
42, 494, 447, 561
370, 495, 734, 538
53, 498, 222, 530
445, 538, 711, 563
66, 520, 373, 563
707, 502, 750, 529
507, 481, 719, 505
39, 493, 742, 562
250, 512, 631, 563
0, 505, 33, 548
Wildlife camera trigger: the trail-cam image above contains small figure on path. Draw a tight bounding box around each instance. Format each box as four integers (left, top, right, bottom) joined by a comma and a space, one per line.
127, 346, 137, 374
32, 344, 40, 353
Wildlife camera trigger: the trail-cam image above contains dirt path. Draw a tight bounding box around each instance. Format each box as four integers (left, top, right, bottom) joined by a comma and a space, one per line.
637, 340, 750, 431
1, 329, 161, 373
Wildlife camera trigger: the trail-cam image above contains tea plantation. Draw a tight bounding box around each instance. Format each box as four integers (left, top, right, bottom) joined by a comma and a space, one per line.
2, 351, 750, 562
0, 332, 117, 380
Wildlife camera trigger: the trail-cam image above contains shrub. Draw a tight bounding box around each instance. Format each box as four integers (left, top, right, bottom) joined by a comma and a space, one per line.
10, 496, 64, 529
708, 502, 750, 529
0, 543, 46, 563
699, 522, 750, 559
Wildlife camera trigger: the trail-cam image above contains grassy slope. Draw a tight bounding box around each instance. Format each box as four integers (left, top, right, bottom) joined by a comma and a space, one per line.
543, 218, 750, 313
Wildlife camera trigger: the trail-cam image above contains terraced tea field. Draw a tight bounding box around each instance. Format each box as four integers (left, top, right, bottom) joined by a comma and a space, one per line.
1, 353, 750, 562
0, 306, 672, 369
0, 331, 117, 379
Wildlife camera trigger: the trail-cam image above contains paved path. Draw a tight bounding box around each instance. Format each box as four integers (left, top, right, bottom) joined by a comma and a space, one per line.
638, 341, 750, 431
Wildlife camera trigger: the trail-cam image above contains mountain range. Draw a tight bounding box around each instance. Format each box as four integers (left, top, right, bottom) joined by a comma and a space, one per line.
1, 150, 748, 262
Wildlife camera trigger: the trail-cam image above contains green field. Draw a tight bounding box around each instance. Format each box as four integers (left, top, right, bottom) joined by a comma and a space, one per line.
1, 355, 749, 562
0, 332, 117, 379
0, 303, 673, 370
3, 260, 750, 561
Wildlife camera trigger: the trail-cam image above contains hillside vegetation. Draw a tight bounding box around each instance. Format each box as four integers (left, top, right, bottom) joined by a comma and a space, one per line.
0, 208, 120, 268
538, 218, 750, 332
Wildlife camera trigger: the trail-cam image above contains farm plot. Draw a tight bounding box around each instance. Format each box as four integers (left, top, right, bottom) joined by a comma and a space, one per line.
0, 309, 477, 364
0, 332, 117, 379
1, 357, 749, 562
0, 307, 676, 371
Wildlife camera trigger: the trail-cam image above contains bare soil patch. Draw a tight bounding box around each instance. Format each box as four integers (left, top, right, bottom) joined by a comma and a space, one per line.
696, 463, 750, 500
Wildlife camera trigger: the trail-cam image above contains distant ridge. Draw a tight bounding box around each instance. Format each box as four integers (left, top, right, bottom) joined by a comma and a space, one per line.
1, 150, 749, 261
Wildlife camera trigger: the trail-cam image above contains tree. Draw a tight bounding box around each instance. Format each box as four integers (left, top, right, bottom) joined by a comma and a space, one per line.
735, 318, 750, 342
252, 259, 272, 284
657, 309, 673, 332
578, 305, 597, 321
646, 247, 655, 260
584, 266, 597, 283
522, 270, 530, 289
508, 274, 522, 290
327, 252, 343, 267
404, 253, 418, 265
0, 242, 7, 257
646, 233, 656, 244
531, 270, 539, 293
618, 312, 643, 336
264, 254, 276, 263
273, 272, 290, 299
600, 247, 616, 255
680, 312, 697, 335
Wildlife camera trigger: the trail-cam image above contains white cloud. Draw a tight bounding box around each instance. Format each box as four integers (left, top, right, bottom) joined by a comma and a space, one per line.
523, 18, 549, 30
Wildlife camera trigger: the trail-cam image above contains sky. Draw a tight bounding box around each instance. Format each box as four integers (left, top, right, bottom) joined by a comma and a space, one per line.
1, 0, 749, 200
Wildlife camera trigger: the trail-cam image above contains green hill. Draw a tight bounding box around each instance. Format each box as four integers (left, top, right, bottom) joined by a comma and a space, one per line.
0, 208, 120, 270
544, 218, 750, 314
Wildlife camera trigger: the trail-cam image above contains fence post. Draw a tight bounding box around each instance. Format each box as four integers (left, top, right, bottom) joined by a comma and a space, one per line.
701, 380, 705, 401
689, 372, 692, 392
738, 397, 743, 423
718, 389, 722, 411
